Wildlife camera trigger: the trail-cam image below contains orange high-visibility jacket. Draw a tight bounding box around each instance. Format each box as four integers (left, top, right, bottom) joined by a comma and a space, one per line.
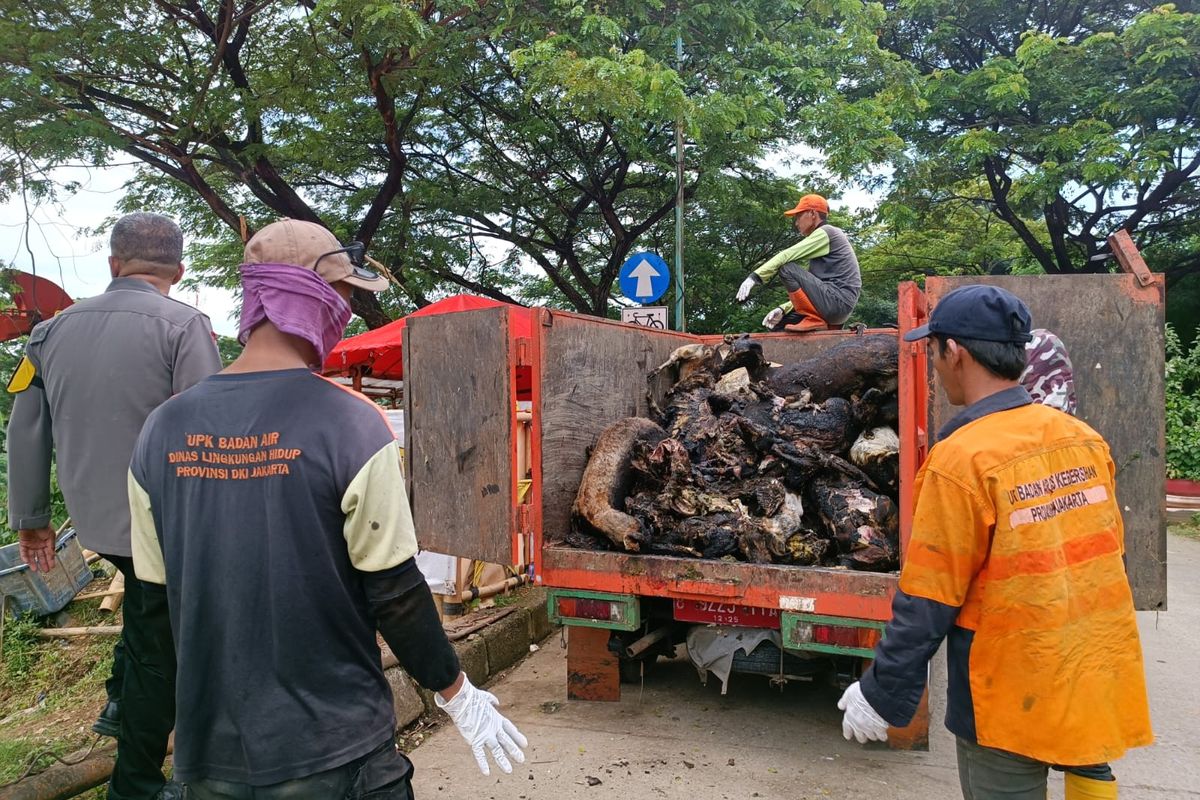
902, 401, 1152, 765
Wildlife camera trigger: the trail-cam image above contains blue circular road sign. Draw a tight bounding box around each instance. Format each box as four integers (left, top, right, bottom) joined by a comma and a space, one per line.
618, 251, 670, 304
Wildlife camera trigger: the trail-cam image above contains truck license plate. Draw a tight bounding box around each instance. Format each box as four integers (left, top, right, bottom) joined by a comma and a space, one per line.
672, 600, 781, 629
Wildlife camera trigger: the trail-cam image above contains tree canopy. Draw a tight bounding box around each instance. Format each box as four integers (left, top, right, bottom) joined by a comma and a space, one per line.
2, 1, 1197, 332
0, 0, 902, 324
873, 1, 1200, 281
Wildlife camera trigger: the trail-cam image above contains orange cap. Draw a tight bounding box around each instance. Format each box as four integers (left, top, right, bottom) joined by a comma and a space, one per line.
783, 194, 829, 217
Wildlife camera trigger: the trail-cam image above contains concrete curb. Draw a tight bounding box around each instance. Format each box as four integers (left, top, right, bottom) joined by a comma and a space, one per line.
384, 587, 555, 729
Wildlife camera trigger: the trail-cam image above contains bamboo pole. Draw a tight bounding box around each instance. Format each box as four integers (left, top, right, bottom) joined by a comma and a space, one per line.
0, 597, 9, 662
458, 575, 527, 604
34, 626, 122, 638
72, 588, 127, 602
98, 572, 125, 614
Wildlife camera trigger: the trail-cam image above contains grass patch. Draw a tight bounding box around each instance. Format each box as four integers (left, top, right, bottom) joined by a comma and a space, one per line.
1, 614, 42, 689
1, 609, 113, 718
490, 591, 523, 608
1170, 514, 1200, 541
0, 737, 61, 784
0, 736, 109, 797
1, 573, 116, 788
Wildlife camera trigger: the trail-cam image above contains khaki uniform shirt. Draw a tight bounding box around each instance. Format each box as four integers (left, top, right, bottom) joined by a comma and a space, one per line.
6, 277, 221, 556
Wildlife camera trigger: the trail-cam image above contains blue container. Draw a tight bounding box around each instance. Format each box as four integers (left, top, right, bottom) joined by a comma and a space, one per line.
0, 529, 94, 617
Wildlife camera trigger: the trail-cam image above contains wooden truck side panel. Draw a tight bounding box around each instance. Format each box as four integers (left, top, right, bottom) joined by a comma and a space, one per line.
405, 306, 518, 564
536, 309, 696, 546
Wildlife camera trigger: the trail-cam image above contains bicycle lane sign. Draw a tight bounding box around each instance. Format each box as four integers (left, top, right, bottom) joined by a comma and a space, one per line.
620, 306, 667, 329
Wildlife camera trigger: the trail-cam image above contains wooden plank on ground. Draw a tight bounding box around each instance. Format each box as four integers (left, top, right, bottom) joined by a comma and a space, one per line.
927, 275, 1166, 610
406, 306, 515, 564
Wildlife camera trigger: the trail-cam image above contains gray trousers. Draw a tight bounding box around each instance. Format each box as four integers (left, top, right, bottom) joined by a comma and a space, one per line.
956, 738, 1113, 799
778, 263, 856, 324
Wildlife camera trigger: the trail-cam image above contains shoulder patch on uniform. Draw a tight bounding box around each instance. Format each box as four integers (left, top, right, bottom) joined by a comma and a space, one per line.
7, 355, 37, 393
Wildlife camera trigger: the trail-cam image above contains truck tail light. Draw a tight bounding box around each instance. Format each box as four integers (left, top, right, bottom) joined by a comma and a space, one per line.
547, 590, 640, 631
811, 623, 881, 651
557, 597, 621, 622
782, 612, 884, 658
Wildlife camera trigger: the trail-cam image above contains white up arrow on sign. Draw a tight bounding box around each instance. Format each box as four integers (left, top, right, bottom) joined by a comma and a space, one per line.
629, 258, 661, 298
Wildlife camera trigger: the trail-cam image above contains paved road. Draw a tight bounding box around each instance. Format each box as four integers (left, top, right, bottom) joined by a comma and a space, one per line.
411, 534, 1199, 799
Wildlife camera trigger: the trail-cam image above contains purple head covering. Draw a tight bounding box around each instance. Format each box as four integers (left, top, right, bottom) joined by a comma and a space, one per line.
238, 263, 351, 363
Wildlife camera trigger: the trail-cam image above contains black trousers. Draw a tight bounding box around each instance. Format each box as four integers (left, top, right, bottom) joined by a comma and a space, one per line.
102, 554, 177, 800
187, 740, 415, 800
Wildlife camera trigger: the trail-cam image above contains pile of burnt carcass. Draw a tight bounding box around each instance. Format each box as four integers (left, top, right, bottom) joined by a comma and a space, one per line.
570, 333, 901, 572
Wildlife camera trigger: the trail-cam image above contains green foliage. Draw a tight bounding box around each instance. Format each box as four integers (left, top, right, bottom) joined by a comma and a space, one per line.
0, 0, 906, 325
1, 612, 41, 687
1, 339, 70, 546
216, 335, 244, 367
0, 338, 23, 455
856, 189, 1041, 284
7, 0, 1197, 335
876, 2, 1200, 279
1174, 513, 1200, 540
1164, 271, 1200, 350
1165, 324, 1200, 481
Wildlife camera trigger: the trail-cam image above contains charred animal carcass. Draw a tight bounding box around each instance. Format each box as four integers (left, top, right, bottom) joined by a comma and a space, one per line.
806, 475, 899, 571
766, 334, 898, 403
569, 332, 902, 572
571, 417, 666, 551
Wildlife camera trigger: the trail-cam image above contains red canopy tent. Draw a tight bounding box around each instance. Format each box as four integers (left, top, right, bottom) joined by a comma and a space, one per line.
322, 294, 533, 394
2, 271, 74, 342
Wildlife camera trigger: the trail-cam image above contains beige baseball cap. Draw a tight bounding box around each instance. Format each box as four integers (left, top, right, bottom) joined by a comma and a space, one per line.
243, 218, 390, 292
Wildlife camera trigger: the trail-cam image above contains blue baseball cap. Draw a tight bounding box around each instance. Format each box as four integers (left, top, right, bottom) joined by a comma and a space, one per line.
903, 285, 1033, 344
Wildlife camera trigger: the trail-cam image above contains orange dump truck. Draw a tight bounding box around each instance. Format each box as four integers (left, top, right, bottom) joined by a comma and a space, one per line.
402, 262, 1166, 750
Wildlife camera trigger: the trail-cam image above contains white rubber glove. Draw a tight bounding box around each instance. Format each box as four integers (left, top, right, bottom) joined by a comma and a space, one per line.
837, 681, 889, 743
762, 307, 784, 330
736, 275, 757, 302
436, 674, 528, 775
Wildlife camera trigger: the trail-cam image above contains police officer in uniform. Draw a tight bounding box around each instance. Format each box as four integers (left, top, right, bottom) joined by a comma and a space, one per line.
7, 212, 221, 800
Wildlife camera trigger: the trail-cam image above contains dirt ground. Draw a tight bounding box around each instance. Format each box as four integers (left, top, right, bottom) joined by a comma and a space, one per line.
409, 531, 1200, 800
3, 532, 1196, 798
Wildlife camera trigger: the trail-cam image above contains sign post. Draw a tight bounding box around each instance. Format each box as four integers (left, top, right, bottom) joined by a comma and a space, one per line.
620, 306, 667, 329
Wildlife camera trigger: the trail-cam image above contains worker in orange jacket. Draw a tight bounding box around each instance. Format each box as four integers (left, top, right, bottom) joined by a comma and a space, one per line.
837, 285, 1152, 800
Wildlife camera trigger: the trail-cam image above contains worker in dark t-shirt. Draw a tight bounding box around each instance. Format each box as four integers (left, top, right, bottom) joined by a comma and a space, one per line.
129, 219, 527, 799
